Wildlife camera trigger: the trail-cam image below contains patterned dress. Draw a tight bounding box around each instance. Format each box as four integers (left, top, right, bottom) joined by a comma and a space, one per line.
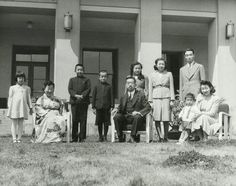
34, 94, 66, 143
7, 84, 32, 119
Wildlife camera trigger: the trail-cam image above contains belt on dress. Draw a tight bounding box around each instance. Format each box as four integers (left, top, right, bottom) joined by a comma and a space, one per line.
153, 84, 169, 88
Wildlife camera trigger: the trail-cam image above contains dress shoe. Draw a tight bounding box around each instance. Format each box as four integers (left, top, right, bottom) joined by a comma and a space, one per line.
79, 138, 85, 143
158, 138, 164, 143
163, 138, 168, 143
98, 137, 104, 142
71, 139, 78, 143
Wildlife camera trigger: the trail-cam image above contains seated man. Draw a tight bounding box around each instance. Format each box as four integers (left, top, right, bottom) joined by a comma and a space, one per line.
113, 76, 151, 142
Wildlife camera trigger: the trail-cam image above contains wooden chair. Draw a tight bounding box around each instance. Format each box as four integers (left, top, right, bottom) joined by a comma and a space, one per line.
218, 103, 231, 140
111, 112, 152, 143
32, 101, 72, 143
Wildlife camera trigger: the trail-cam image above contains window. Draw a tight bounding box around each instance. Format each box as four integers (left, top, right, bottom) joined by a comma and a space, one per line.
82, 49, 118, 98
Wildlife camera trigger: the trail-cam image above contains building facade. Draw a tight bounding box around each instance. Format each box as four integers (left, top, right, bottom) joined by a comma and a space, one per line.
0, 0, 236, 136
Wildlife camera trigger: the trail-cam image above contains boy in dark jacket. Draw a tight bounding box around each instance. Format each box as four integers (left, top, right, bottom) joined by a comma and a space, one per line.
68, 64, 91, 142
92, 70, 114, 142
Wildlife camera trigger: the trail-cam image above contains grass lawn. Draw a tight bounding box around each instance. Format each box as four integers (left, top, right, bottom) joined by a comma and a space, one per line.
0, 136, 236, 186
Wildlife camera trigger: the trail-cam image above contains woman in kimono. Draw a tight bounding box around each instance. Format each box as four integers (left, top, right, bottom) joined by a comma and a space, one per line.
191, 80, 221, 141
34, 80, 66, 143
149, 58, 175, 142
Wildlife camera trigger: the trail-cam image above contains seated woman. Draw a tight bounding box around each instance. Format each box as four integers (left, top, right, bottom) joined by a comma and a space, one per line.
191, 80, 221, 141
34, 80, 66, 143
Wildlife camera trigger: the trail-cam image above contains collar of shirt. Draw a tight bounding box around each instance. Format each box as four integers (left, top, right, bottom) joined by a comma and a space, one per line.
128, 90, 135, 99
187, 61, 195, 67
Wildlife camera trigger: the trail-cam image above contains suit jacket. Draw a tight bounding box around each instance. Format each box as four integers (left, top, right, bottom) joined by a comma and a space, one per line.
117, 89, 151, 116
68, 76, 91, 105
92, 81, 114, 110
179, 62, 205, 100
148, 71, 175, 101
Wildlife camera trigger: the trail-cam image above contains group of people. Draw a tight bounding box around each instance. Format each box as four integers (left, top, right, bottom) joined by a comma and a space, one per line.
7, 48, 222, 144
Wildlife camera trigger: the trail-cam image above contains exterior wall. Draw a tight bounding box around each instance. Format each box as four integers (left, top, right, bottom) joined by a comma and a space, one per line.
80, 0, 140, 8
162, 0, 217, 12
0, 28, 54, 98
217, 0, 236, 136
80, 31, 135, 100
54, 0, 80, 99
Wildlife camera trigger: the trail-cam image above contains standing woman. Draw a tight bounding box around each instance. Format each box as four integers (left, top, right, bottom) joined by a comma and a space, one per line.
130, 62, 149, 97
7, 71, 33, 143
149, 58, 175, 142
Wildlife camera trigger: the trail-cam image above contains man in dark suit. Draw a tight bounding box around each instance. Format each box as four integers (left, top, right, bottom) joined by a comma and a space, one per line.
68, 64, 91, 142
113, 76, 151, 142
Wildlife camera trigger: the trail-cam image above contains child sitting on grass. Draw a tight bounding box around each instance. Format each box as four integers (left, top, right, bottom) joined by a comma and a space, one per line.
177, 93, 198, 145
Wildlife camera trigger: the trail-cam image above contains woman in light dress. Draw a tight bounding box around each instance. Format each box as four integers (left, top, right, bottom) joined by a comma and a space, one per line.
7, 71, 33, 143
191, 80, 221, 141
34, 81, 66, 143
149, 58, 175, 142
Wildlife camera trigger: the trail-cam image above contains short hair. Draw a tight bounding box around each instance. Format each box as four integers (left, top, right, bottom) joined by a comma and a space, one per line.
154, 58, 167, 71
184, 48, 195, 55
185, 93, 195, 101
99, 70, 108, 75
74, 64, 84, 71
126, 75, 136, 83
200, 80, 216, 94
130, 62, 144, 80
43, 80, 55, 90
15, 71, 26, 82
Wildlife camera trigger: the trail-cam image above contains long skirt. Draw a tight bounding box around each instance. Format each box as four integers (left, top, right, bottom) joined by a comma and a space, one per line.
191, 115, 221, 135
152, 98, 171, 121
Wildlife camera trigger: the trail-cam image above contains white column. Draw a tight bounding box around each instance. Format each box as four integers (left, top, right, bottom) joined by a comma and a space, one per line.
54, 0, 80, 99
137, 0, 162, 75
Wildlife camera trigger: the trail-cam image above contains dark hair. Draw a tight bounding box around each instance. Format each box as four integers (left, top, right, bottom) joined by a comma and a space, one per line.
43, 80, 55, 90
15, 71, 26, 82
200, 80, 216, 94
74, 64, 84, 71
130, 62, 144, 80
126, 75, 136, 83
185, 93, 195, 101
184, 48, 195, 55
154, 58, 167, 71
99, 70, 108, 75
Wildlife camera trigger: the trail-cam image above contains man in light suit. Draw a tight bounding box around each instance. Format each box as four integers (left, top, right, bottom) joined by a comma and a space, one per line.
179, 48, 205, 101
113, 76, 151, 143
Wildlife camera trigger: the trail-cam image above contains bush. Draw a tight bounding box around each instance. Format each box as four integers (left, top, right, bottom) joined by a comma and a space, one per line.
163, 150, 217, 169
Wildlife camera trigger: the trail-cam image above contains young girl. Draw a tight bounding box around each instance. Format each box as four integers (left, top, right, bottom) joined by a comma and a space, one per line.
7, 71, 33, 143
177, 93, 198, 145
149, 58, 175, 142
130, 62, 149, 97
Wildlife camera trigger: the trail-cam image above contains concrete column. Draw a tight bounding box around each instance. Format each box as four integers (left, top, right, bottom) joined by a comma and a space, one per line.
137, 0, 162, 75
54, 0, 80, 99
217, 0, 236, 136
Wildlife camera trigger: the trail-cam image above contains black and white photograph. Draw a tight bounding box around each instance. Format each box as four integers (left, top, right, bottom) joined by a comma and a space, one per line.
0, 0, 236, 185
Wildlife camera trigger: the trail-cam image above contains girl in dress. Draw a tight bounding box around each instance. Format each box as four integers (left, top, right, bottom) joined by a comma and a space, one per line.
130, 62, 149, 97
7, 71, 33, 143
149, 58, 175, 142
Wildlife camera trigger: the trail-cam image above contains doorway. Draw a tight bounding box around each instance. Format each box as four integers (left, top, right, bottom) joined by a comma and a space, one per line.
12, 46, 50, 98
162, 51, 184, 95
